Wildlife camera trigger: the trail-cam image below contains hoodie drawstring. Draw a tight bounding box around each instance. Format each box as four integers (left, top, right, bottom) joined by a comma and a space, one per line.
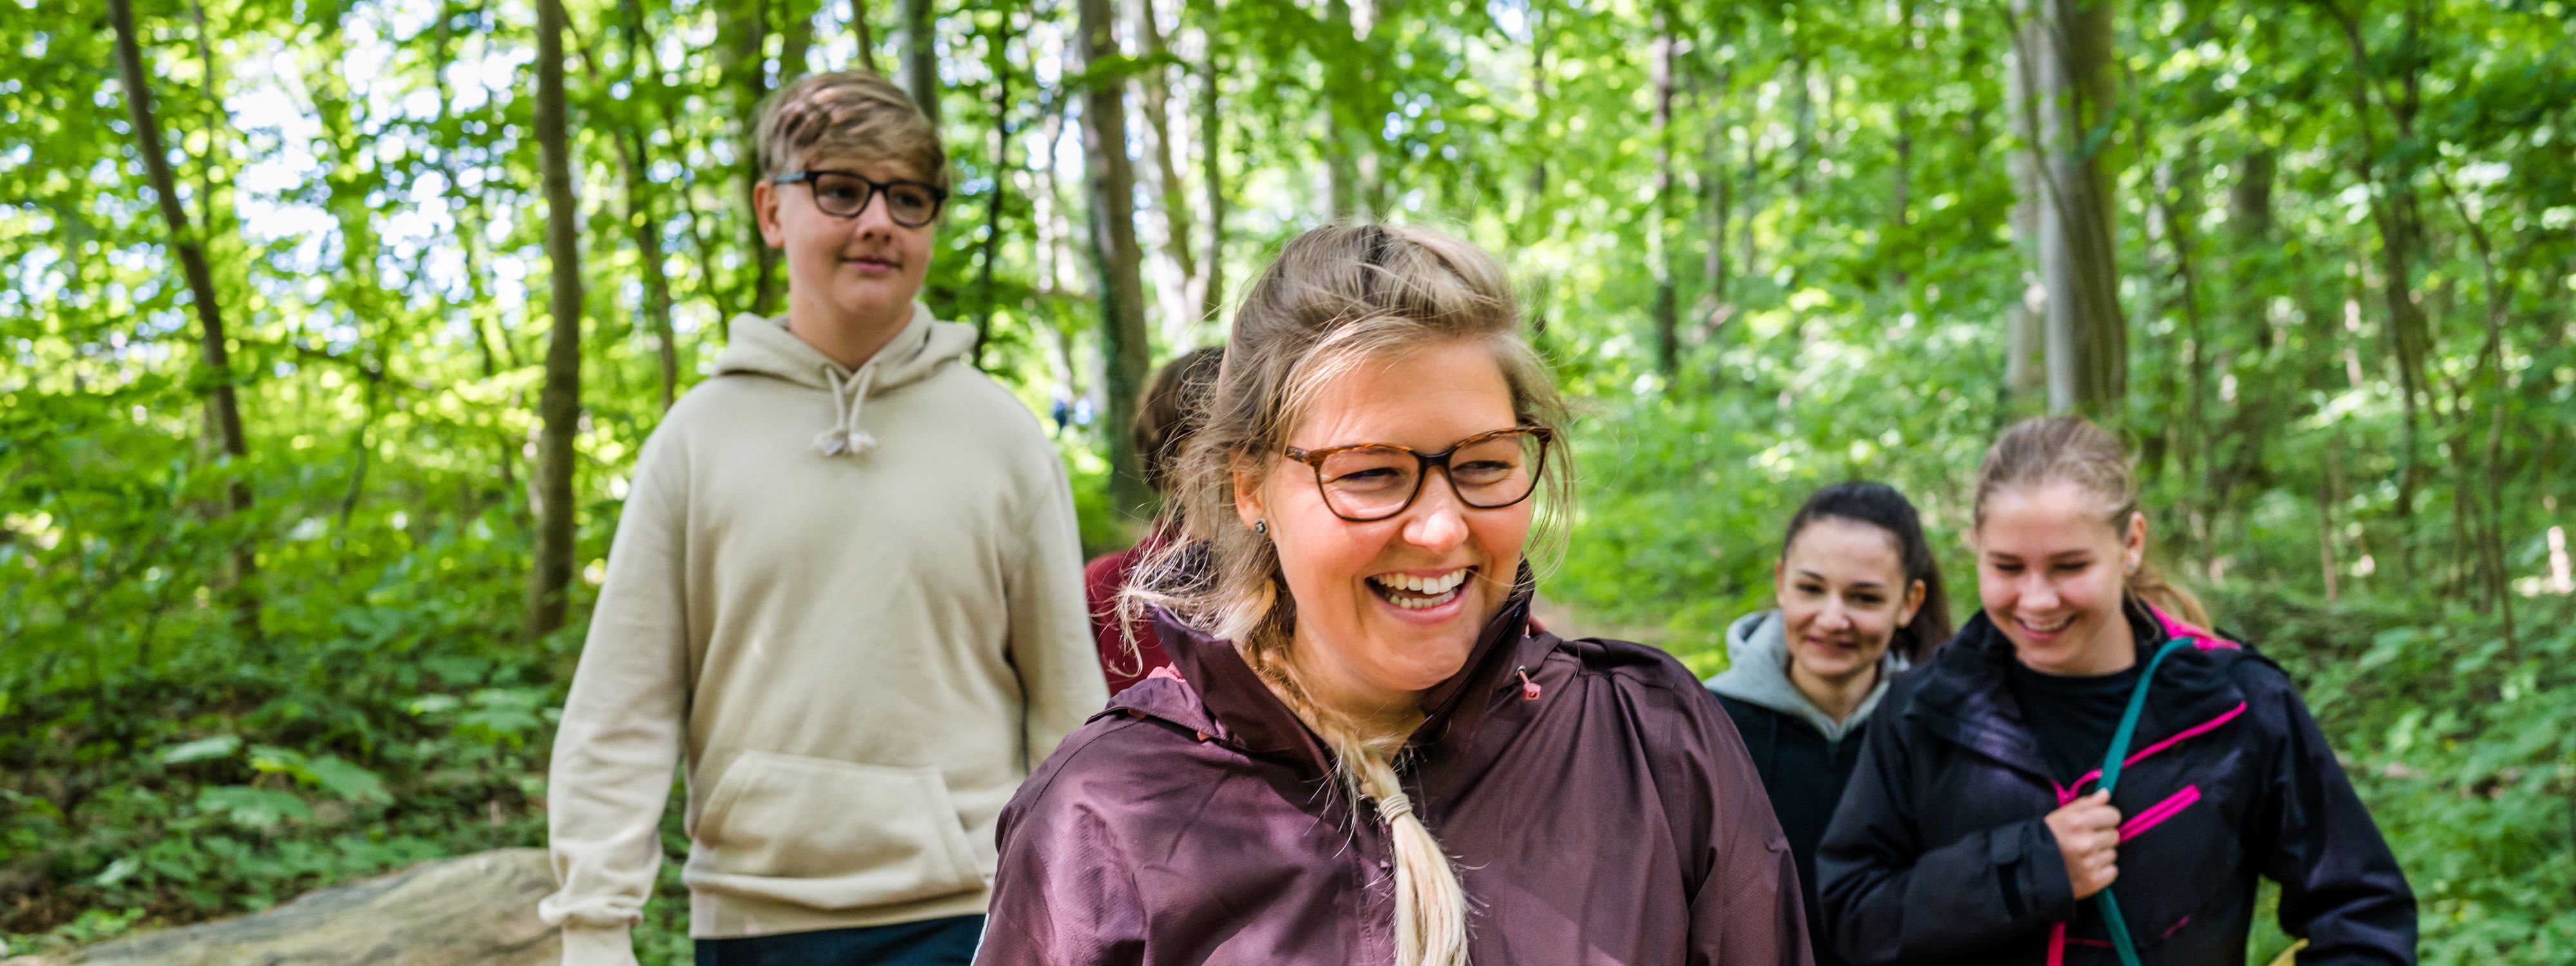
815, 363, 881, 458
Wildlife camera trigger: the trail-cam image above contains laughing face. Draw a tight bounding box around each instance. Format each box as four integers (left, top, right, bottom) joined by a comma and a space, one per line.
755, 154, 936, 337
1236, 340, 1535, 718
1774, 518, 1922, 686
1972, 480, 2147, 676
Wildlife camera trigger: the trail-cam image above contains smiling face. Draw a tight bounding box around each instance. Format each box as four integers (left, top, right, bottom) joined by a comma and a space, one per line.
1972, 480, 2147, 676
1775, 518, 1923, 685
1236, 339, 1535, 717
755, 154, 937, 339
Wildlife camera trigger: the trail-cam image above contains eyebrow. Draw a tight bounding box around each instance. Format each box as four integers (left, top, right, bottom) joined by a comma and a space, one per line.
1795, 569, 1888, 589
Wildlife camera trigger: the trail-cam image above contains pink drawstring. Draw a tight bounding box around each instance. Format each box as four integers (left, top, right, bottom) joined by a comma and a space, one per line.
1515, 665, 1541, 701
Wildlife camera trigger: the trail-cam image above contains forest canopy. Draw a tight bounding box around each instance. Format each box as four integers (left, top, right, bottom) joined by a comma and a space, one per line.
3, 0, 2573, 961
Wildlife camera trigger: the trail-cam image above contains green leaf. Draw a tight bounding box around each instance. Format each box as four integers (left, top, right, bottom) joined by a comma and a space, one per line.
156, 734, 243, 764
193, 786, 313, 828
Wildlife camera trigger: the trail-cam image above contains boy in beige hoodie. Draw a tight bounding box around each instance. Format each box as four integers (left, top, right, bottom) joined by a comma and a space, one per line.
537, 72, 1107, 966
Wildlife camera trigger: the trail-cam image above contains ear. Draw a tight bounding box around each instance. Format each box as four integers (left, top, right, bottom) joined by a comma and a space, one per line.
754, 180, 786, 247
1232, 459, 1268, 532
1898, 578, 1926, 627
1771, 558, 1788, 602
2121, 511, 2148, 574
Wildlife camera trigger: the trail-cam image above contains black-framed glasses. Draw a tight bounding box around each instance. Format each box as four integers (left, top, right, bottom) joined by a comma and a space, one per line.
1283, 425, 1555, 523
770, 170, 949, 227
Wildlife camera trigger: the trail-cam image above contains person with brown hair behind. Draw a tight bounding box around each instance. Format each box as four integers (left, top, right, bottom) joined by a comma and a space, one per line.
1705, 480, 1953, 966
973, 223, 1813, 966
1083, 345, 1225, 694
538, 72, 1105, 966
1816, 415, 2414, 965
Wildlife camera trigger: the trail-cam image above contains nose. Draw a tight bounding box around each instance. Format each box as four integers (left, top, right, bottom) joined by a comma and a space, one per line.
1400, 472, 1472, 554
2017, 571, 2060, 612
849, 190, 898, 238
1816, 599, 1852, 632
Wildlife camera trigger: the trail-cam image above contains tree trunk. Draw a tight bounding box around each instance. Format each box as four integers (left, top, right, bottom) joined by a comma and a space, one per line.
2002, 8, 2044, 408
2012, 0, 2125, 418
850, 0, 881, 73
1700, 56, 1731, 328
970, 10, 1014, 369
108, 0, 260, 639
1132, 0, 1198, 341
1077, 0, 1155, 515
1321, 0, 1362, 219
1197, 0, 1226, 323
898, 0, 939, 126
2321, 0, 2431, 579
621, 140, 679, 413
529, 0, 585, 639
780, 0, 818, 82
1649, 5, 1679, 380
718, 0, 779, 316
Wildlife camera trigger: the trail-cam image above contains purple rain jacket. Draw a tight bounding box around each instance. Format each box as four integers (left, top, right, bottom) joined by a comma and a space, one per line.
972, 584, 1817, 966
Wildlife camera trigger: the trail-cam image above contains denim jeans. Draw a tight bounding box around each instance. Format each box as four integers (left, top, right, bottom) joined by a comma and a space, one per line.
694, 914, 985, 966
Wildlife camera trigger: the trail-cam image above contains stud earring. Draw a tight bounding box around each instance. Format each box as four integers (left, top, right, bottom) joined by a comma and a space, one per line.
1253, 519, 1269, 537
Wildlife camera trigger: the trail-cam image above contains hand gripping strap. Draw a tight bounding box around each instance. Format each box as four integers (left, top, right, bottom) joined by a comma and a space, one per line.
2092, 637, 2193, 966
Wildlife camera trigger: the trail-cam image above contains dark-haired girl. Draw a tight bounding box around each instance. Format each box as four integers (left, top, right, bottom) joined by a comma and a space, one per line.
1705, 480, 1953, 966
1815, 417, 2414, 965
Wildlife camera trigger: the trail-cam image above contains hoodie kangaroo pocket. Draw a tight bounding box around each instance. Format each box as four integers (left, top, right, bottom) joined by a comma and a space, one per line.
692, 751, 985, 909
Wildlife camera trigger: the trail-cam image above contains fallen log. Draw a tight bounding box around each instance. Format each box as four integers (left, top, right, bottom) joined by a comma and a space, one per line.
3, 848, 559, 966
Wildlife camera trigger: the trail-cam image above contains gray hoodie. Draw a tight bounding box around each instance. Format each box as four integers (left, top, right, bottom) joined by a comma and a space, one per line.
1702, 610, 1909, 744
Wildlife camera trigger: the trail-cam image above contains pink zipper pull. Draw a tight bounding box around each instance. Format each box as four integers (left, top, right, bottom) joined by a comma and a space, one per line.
1515, 665, 1541, 701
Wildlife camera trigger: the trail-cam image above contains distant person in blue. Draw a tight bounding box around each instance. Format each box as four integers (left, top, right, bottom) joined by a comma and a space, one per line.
1704, 480, 1952, 966
1817, 416, 2415, 965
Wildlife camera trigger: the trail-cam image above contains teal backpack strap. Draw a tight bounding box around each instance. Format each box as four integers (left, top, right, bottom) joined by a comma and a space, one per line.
2091, 636, 2193, 966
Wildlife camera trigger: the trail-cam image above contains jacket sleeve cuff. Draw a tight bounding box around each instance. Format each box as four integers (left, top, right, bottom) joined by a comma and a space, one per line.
2017, 816, 2078, 923
559, 924, 642, 966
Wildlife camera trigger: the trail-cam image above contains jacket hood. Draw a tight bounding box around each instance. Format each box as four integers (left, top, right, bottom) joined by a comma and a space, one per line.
1704, 609, 1908, 743
1902, 599, 2253, 784
712, 303, 977, 458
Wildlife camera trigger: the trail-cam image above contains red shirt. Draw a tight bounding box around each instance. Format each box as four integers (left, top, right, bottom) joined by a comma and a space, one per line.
1081, 536, 1173, 695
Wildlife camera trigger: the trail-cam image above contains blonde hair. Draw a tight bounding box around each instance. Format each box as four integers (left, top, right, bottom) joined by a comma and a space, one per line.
1971, 415, 2211, 628
754, 71, 947, 187
1124, 223, 1571, 965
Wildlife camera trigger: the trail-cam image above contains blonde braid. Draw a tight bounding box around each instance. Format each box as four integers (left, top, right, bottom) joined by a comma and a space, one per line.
1247, 649, 1472, 966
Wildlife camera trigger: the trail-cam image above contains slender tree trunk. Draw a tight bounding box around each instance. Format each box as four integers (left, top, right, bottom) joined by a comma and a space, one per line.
780, 0, 818, 82
1889, 0, 1916, 289
971, 10, 1015, 369
1197, 0, 1226, 323
1700, 55, 1731, 328
1077, 0, 1155, 515
1649, 5, 1679, 380
109, 0, 261, 639
719, 0, 779, 316
897, 0, 939, 125
1132, 0, 1195, 283
2002, 9, 2045, 408
851, 0, 881, 72
2438, 173, 2517, 644
529, 0, 585, 639
1321, 0, 1361, 219
2319, 0, 2431, 579
2011, 0, 2125, 417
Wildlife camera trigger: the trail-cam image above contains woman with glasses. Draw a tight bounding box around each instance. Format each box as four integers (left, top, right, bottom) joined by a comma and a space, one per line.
972, 224, 1812, 966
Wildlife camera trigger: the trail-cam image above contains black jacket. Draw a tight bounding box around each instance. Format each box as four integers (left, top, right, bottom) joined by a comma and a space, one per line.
1714, 693, 1869, 966
1815, 603, 2416, 965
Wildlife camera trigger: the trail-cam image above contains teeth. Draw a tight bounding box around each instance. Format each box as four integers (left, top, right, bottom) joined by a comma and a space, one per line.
1369, 569, 1470, 607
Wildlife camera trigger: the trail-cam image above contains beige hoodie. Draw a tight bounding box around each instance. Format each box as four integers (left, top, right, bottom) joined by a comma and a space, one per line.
538, 306, 1108, 965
